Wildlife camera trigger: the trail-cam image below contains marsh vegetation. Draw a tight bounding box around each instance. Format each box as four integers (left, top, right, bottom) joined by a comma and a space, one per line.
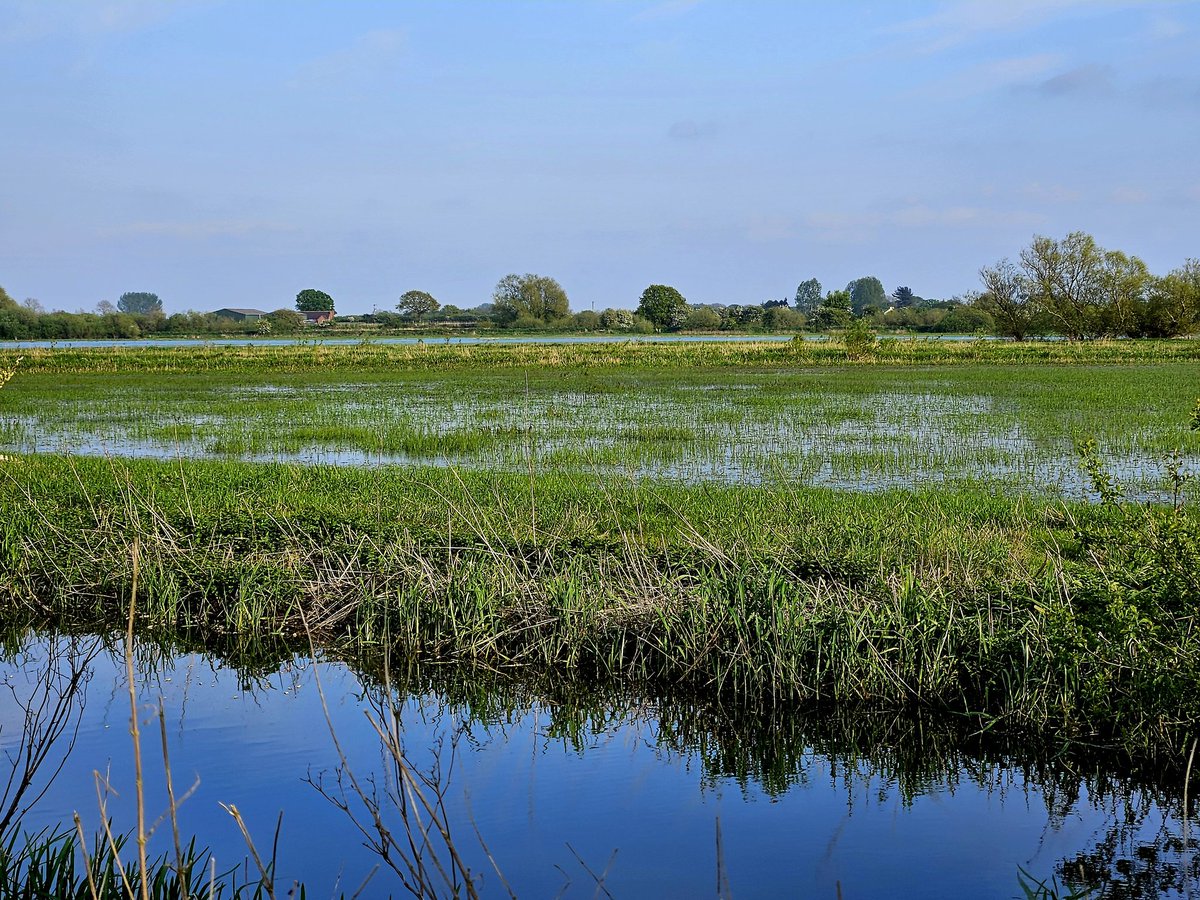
0, 339, 1197, 896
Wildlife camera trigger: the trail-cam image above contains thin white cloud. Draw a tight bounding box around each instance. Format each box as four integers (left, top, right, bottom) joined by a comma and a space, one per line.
631, 0, 704, 24
1146, 14, 1187, 40
743, 215, 795, 243
804, 205, 1045, 232
0, 0, 217, 44
1111, 187, 1150, 204
909, 52, 1061, 101
1036, 63, 1115, 96
99, 220, 296, 239
289, 28, 408, 88
667, 119, 718, 141
887, 0, 1147, 53
1020, 183, 1081, 205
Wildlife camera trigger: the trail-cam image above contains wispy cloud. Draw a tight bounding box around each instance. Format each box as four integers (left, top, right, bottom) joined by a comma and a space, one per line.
1011, 65, 1200, 109
909, 52, 1061, 101
1145, 14, 1187, 40
743, 215, 795, 243
886, 0, 1145, 53
288, 28, 408, 89
99, 220, 296, 239
667, 119, 718, 141
1020, 183, 1081, 205
0, 0, 217, 44
1111, 187, 1150, 204
631, 0, 704, 24
1035, 63, 1115, 97
804, 204, 1045, 233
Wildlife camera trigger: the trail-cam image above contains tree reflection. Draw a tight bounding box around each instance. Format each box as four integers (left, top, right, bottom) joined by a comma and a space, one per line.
0, 632, 101, 834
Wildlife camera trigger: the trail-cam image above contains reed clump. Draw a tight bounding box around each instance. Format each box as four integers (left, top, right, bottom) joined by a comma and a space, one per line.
1, 454, 1196, 761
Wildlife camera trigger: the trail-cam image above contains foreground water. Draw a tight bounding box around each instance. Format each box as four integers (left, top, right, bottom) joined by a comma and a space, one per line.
1, 633, 1196, 898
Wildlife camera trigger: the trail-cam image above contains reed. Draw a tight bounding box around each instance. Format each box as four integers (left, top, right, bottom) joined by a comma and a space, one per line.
0, 448, 1196, 761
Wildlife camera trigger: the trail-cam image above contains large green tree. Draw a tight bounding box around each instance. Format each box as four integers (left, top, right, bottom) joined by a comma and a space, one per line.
636, 284, 688, 331
491, 274, 570, 325
846, 277, 886, 315
295, 288, 335, 312
396, 290, 440, 321
117, 292, 163, 314
891, 286, 915, 307
793, 278, 822, 313
812, 290, 852, 330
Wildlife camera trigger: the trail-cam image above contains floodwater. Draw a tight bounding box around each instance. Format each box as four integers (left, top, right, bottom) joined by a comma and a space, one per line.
0, 333, 995, 350
1, 633, 1194, 898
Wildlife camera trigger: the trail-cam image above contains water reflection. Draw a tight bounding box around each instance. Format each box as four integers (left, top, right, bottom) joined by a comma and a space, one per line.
1, 628, 1196, 898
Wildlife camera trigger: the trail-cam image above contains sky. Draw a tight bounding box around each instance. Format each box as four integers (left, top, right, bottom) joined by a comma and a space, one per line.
1, 0, 1198, 316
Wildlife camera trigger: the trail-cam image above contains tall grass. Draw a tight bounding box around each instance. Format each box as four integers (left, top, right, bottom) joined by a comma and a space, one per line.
1, 451, 1196, 762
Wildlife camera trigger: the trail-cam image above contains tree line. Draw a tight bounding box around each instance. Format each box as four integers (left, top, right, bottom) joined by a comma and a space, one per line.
978, 232, 1198, 339
2, 233, 1196, 340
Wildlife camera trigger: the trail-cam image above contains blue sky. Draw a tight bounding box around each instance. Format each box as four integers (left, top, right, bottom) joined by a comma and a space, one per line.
2, 0, 1197, 315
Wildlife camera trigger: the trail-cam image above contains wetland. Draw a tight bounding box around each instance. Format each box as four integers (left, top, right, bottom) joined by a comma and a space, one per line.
0, 339, 1197, 897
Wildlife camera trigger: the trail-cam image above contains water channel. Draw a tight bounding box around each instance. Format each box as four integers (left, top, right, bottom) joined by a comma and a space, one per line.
1, 632, 1194, 897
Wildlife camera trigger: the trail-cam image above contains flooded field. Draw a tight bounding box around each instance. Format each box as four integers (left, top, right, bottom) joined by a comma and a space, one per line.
2, 362, 1195, 500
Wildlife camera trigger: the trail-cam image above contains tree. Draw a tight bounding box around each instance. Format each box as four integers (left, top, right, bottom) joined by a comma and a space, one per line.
295, 288, 335, 312
492, 274, 570, 325
118, 292, 162, 314
572, 310, 601, 331
846, 277, 886, 315
599, 308, 634, 330
763, 305, 806, 331
636, 284, 689, 331
843, 318, 877, 358
934, 305, 994, 333
684, 306, 722, 330
1134, 259, 1200, 337
396, 290, 440, 322
1017, 232, 1156, 340
265, 309, 306, 333
724, 304, 763, 329
891, 286, 915, 307
794, 278, 822, 314
978, 259, 1036, 340
812, 290, 853, 330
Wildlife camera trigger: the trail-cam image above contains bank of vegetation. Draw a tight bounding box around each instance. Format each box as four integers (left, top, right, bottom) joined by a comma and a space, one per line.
1, 444, 1196, 765
3, 231, 1196, 341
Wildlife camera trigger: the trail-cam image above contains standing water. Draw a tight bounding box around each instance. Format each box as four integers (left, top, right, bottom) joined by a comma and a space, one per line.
1, 632, 1194, 898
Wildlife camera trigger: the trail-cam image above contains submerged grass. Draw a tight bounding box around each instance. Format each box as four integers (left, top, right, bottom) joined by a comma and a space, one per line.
1, 343, 1196, 497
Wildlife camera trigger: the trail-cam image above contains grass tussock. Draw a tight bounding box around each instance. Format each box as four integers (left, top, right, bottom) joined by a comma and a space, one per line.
1, 455, 1197, 761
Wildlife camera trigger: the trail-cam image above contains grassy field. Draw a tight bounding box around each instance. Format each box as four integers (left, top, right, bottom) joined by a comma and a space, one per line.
0, 339, 1198, 763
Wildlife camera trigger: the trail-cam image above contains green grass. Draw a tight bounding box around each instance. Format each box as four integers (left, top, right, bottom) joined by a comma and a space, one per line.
0, 827, 292, 899
1, 452, 1197, 762
0, 340, 1197, 765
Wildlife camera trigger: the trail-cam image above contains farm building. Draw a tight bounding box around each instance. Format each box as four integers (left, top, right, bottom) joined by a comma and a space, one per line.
303, 309, 336, 324
213, 308, 268, 321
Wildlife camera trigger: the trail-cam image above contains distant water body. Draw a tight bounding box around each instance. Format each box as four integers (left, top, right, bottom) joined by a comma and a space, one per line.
0, 333, 993, 349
